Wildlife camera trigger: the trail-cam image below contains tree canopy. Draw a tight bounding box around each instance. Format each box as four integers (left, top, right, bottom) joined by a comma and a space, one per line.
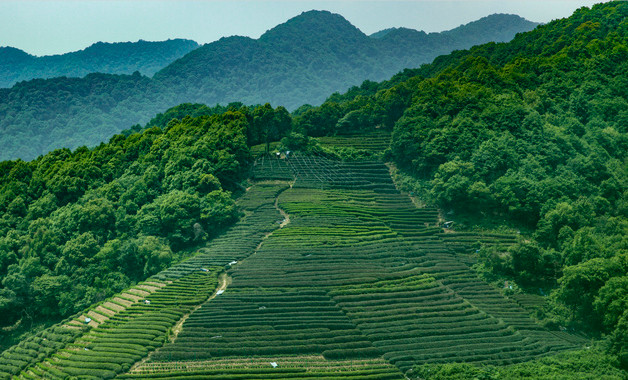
0, 107, 282, 346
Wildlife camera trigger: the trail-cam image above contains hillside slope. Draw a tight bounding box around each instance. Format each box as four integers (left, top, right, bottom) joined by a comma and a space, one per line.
0, 39, 199, 88
293, 1, 628, 369
0, 3, 626, 377
0, 106, 295, 352
0, 157, 603, 379
0, 11, 537, 161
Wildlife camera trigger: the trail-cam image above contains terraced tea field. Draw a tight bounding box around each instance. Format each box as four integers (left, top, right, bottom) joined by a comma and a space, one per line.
315, 132, 392, 153
0, 157, 586, 379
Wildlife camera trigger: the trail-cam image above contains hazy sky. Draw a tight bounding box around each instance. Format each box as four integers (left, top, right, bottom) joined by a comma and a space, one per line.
1, 0, 607, 56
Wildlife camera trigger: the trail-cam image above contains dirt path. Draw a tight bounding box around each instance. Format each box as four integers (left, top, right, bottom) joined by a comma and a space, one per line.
253, 186, 292, 254
129, 273, 230, 373
169, 273, 229, 343
276, 195, 290, 228
129, 186, 291, 374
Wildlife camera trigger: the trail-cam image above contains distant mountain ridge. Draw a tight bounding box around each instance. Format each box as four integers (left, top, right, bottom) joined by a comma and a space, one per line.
0, 39, 199, 88
0, 11, 538, 161
155, 11, 538, 109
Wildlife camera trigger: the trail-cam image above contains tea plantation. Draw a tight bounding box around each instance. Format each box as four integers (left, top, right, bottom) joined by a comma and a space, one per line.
0, 156, 589, 379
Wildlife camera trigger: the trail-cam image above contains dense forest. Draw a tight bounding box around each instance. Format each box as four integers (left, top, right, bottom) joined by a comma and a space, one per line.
290, 1, 627, 368
0, 39, 198, 88
0, 104, 289, 350
0, 12, 537, 161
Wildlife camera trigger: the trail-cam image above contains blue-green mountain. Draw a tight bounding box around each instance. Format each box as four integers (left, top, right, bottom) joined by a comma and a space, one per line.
0, 39, 199, 88
0, 11, 537, 161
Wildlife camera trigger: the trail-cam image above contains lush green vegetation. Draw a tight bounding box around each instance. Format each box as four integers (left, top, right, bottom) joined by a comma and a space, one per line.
411, 348, 626, 379
0, 39, 198, 88
122, 356, 404, 379
294, 1, 628, 369
136, 159, 588, 377
0, 72, 169, 161
126, 102, 292, 150
0, 152, 618, 379
0, 109, 275, 350
0, 2, 626, 378
0, 11, 537, 161
153, 287, 380, 360
0, 180, 289, 378
0, 267, 222, 379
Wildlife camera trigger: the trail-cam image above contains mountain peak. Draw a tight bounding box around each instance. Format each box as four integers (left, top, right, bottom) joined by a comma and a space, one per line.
259, 10, 368, 46
443, 13, 539, 41
0, 46, 34, 64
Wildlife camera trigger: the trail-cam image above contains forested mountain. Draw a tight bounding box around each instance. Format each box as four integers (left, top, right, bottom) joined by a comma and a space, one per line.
0, 39, 198, 88
0, 11, 537, 161
293, 1, 628, 369
0, 2, 626, 378
154, 11, 538, 110
371, 14, 536, 70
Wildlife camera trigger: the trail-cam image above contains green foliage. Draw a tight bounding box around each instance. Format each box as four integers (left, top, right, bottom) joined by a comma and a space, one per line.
0, 72, 167, 161
611, 310, 628, 369
0, 111, 251, 342
412, 347, 626, 379
123, 103, 233, 135
552, 254, 626, 331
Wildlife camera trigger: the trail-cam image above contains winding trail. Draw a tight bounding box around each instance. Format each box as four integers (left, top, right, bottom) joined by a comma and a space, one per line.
253, 184, 292, 253
276, 193, 290, 228
169, 273, 230, 343
129, 272, 230, 372
130, 185, 291, 374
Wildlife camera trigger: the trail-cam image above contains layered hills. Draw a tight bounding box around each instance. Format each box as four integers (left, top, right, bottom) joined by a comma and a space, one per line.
0, 2, 626, 378
0, 39, 199, 88
0, 11, 537, 161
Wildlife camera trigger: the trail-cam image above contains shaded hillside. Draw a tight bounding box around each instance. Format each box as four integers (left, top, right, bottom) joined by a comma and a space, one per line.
0, 72, 169, 161
0, 39, 198, 88
0, 11, 537, 161
372, 14, 537, 70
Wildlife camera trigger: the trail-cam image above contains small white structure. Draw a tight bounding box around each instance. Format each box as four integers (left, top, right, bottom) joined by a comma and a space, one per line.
216, 290, 225, 295
270, 362, 278, 368
84, 317, 92, 324
200, 268, 209, 272
145, 300, 150, 305
229, 261, 238, 265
